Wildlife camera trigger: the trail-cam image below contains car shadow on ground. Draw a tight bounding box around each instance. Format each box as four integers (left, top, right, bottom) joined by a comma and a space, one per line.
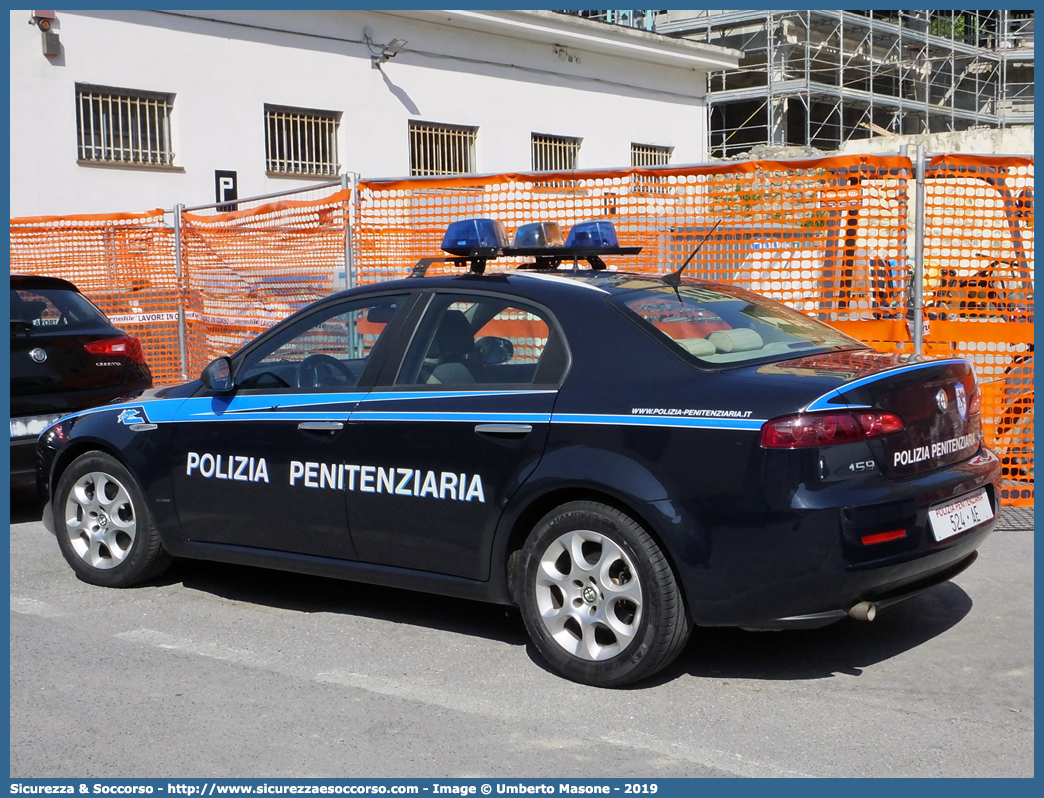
161, 558, 531, 647
163, 554, 972, 684
653, 582, 973, 684
8, 479, 43, 524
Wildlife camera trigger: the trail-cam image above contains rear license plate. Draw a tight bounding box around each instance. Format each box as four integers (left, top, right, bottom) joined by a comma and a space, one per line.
928, 488, 993, 541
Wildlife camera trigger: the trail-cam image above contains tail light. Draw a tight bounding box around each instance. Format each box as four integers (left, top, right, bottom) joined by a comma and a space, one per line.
761, 411, 905, 449
85, 335, 147, 366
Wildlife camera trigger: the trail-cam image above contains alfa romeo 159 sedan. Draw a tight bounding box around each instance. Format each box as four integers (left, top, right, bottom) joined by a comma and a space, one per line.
37, 219, 1000, 687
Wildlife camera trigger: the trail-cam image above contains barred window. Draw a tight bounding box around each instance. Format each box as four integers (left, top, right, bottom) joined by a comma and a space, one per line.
409, 121, 477, 176
631, 143, 673, 168
532, 133, 581, 172
631, 143, 673, 194
265, 105, 340, 177
75, 84, 174, 166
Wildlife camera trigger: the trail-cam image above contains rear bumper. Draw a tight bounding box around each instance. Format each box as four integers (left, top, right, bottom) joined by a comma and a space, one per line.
743, 549, 979, 630
668, 446, 1002, 628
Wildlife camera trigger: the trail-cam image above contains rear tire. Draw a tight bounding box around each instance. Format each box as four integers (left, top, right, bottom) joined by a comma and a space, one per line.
54, 451, 171, 587
518, 501, 690, 687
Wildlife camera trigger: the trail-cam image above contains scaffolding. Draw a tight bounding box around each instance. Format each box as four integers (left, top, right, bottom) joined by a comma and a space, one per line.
561, 10, 1035, 158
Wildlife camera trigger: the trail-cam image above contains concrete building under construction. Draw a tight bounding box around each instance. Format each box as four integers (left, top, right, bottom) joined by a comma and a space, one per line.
563, 10, 1034, 158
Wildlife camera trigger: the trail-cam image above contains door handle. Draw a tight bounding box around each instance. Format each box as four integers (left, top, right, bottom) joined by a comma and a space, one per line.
298, 421, 344, 431
474, 423, 532, 435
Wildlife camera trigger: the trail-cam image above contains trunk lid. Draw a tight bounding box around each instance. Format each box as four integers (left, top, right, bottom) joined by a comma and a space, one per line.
758, 350, 982, 477
10, 327, 134, 415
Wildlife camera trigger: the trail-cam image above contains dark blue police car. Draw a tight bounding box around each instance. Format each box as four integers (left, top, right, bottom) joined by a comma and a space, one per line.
37, 219, 1000, 687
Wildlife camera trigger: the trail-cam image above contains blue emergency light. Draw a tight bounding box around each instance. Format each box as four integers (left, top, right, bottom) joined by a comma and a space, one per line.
441, 218, 508, 256
565, 220, 619, 248
416, 217, 641, 277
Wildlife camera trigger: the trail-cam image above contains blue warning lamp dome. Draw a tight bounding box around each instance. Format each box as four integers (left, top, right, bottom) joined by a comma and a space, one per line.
565, 220, 619, 248
441, 218, 509, 256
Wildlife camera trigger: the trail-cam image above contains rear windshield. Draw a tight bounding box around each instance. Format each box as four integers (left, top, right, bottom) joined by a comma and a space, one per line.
611, 282, 864, 366
10, 287, 111, 332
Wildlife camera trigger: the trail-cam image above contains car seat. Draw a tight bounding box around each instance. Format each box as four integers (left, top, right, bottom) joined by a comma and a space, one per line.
427, 309, 476, 384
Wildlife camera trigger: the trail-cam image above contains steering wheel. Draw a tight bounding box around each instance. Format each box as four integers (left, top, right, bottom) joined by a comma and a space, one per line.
295, 354, 356, 388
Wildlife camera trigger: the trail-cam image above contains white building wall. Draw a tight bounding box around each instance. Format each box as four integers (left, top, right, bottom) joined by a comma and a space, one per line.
10, 9, 724, 217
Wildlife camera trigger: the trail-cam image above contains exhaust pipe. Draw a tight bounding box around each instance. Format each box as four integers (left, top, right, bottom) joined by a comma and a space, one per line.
847, 601, 877, 622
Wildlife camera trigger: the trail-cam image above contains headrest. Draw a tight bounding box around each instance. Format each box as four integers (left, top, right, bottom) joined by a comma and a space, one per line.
677, 337, 716, 357
708, 328, 764, 353
432, 310, 474, 362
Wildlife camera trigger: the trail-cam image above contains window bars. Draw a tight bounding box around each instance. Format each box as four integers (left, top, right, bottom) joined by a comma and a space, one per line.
76, 85, 174, 166
631, 143, 673, 194
531, 133, 581, 172
409, 121, 477, 176
265, 105, 340, 177
630, 143, 673, 168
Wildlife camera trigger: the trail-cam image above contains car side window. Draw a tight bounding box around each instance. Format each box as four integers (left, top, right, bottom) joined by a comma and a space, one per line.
396, 293, 565, 387
235, 295, 407, 391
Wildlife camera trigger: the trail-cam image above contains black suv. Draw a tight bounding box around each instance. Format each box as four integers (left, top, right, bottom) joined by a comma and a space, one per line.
10, 275, 153, 478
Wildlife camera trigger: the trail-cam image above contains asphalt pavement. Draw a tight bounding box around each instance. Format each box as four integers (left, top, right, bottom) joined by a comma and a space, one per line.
8, 487, 1034, 778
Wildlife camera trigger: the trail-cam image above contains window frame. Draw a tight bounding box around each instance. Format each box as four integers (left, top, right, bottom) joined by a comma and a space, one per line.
408, 120, 478, 177
609, 282, 866, 370
391, 290, 571, 390
75, 83, 175, 167
226, 292, 415, 394
264, 103, 342, 177
630, 142, 673, 168
630, 142, 673, 194
531, 132, 582, 173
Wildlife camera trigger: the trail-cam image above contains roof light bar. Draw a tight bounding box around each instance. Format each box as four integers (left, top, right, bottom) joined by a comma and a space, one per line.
413, 217, 643, 277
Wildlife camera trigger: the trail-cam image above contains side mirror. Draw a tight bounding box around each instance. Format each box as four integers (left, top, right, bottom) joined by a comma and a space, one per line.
201, 357, 235, 394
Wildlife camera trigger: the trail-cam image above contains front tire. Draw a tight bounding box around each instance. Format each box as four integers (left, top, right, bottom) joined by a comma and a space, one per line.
518, 501, 690, 687
54, 451, 171, 587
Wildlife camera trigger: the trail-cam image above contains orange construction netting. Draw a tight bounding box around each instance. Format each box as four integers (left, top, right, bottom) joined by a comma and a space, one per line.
356, 155, 913, 318
9, 154, 1033, 505
9, 209, 183, 383
179, 188, 350, 375
919, 156, 1034, 506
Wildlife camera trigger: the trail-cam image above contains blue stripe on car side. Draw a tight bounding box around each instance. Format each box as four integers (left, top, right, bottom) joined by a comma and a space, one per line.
48, 398, 183, 427
551, 414, 766, 431
211, 393, 368, 413
363, 389, 558, 402
351, 411, 553, 423
50, 400, 766, 433
46, 390, 561, 430
53, 399, 768, 432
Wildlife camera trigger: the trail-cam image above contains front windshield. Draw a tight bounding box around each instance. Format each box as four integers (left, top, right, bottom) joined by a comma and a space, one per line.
612, 282, 864, 366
